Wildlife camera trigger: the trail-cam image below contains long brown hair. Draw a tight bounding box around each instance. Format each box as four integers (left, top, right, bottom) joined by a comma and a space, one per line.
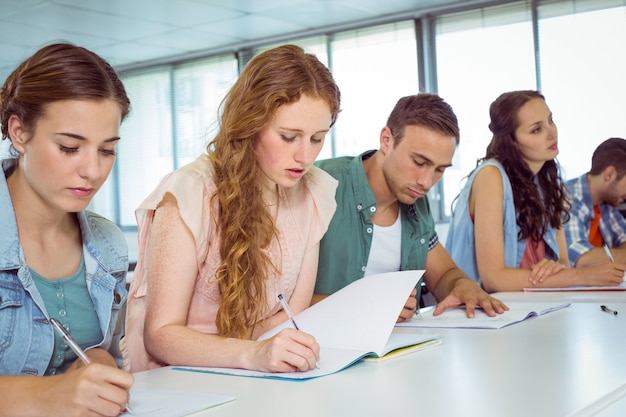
482, 90, 569, 242
208, 44, 341, 338
1, 42, 130, 144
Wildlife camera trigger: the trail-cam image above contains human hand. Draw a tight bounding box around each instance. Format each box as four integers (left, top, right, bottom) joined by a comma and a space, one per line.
432, 278, 508, 318
66, 348, 118, 371
252, 328, 320, 373
586, 262, 626, 286
528, 259, 566, 285
396, 288, 418, 322
49, 363, 133, 417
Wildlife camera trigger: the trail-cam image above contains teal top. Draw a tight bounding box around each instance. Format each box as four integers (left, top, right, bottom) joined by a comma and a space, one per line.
314, 150, 437, 294
31, 258, 102, 375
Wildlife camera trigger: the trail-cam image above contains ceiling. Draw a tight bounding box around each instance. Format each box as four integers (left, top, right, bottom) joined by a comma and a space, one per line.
0, 0, 499, 81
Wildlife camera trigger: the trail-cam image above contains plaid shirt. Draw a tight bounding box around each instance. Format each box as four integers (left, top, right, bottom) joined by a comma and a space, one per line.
564, 175, 626, 265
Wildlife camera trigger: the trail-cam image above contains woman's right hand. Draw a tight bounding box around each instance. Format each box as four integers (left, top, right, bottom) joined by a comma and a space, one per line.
48, 364, 133, 417
251, 328, 320, 373
528, 259, 566, 285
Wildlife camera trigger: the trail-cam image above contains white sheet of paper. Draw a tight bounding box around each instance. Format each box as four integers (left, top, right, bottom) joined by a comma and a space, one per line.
259, 270, 426, 353
118, 388, 234, 417
396, 301, 571, 329
175, 270, 439, 380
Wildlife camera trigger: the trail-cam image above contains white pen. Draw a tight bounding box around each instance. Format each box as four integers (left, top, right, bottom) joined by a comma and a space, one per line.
50, 318, 92, 365
277, 294, 320, 369
49, 318, 135, 414
603, 244, 615, 263
277, 294, 300, 330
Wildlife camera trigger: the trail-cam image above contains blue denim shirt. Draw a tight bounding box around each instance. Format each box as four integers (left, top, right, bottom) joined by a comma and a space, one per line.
446, 159, 560, 286
314, 151, 436, 294
0, 160, 128, 375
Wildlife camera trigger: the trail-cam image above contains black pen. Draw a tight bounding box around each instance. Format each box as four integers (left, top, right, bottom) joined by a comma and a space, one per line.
601, 305, 618, 315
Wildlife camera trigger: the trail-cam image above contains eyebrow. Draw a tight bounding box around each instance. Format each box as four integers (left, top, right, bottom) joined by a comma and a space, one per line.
412, 152, 453, 169
278, 127, 330, 134
57, 132, 121, 143
526, 112, 553, 129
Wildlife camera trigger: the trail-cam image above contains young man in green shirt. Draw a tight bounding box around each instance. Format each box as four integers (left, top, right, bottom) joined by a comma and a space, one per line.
314, 94, 507, 319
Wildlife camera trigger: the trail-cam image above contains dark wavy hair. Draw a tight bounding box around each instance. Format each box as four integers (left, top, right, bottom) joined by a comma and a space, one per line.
481, 90, 569, 242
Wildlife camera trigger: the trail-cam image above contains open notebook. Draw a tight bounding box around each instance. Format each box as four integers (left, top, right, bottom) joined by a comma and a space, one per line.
174, 270, 441, 380
119, 388, 235, 417
396, 301, 571, 329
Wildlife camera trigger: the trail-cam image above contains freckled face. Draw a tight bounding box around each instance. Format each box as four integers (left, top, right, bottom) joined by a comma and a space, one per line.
10, 99, 122, 214
514, 98, 559, 174
254, 94, 332, 188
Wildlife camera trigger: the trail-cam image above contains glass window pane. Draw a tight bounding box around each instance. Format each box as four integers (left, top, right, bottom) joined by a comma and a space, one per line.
173, 55, 238, 168
538, 1, 626, 180
330, 21, 418, 158
115, 69, 174, 227
436, 2, 536, 218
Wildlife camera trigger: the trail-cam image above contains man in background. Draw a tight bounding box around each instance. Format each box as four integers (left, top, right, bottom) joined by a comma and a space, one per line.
564, 137, 626, 266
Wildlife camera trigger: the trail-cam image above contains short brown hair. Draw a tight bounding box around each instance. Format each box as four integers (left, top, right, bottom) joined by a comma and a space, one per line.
590, 137, 626, 179
386, 93, 459, 146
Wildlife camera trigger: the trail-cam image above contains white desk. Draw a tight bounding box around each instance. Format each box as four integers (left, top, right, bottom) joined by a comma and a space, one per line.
495, 290, 626, 304
132, 299, 626, 417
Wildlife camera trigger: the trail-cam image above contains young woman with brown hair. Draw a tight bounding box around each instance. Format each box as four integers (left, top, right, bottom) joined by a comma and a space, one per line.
446, 90, 625, 292
124, 44, 341, 373
0, 43, 133, 416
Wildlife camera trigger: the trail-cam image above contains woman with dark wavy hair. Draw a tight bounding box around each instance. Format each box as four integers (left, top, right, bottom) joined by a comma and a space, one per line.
446, 90, 624, 292
125, 44, 341, 373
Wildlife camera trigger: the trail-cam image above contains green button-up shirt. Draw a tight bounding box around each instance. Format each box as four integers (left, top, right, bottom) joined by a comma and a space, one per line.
315, 150, 437, 294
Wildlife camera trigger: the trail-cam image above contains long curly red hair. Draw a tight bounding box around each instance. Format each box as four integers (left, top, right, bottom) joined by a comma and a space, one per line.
207, 45, 341, 338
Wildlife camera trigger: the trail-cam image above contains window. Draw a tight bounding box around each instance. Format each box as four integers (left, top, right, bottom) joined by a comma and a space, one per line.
173, 56, 238, 167
436, 1, 536, 218
89, 55, 237, 228
537, 0, 626, 180
84, 0, 625, 238
330, 21, 419, 158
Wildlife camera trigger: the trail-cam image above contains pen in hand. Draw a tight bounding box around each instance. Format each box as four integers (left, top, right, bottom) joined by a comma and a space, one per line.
603, 244, 615, 263
277, 294, 300, 330
49, 318, 135, 414
50, 318, 92, 365
277, 294, 320, 369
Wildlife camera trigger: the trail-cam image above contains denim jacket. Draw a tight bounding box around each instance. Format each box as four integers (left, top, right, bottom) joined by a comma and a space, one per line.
446, 159, 559, 286
0, 160, 128, 375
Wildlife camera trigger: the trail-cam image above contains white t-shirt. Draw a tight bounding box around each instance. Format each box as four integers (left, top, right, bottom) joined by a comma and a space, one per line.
364, 210, 402, 276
